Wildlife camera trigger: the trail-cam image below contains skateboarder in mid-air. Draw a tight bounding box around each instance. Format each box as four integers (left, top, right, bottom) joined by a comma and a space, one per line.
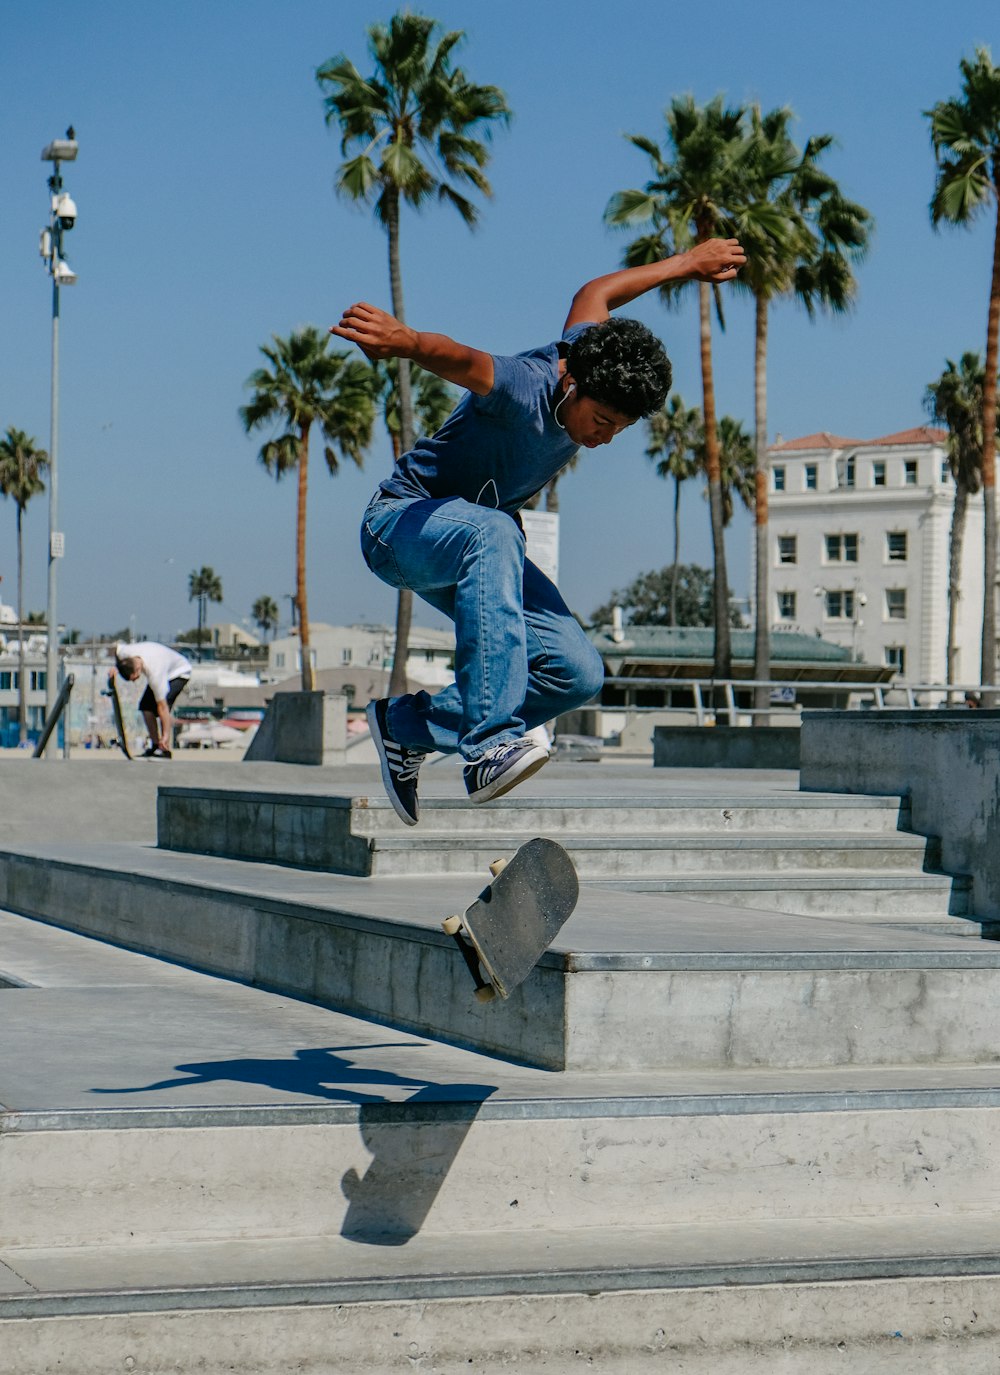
109, 640, 193, 759
331, 237, 745, 825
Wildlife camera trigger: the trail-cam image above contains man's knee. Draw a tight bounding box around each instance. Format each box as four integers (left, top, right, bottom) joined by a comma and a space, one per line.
570, 641, 606, 707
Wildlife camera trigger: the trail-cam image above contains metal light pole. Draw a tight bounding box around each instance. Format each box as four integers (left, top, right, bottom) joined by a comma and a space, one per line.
39, 129, 78, 755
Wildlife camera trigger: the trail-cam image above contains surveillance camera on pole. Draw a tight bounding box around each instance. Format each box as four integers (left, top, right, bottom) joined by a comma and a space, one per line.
53, 192, 77, 229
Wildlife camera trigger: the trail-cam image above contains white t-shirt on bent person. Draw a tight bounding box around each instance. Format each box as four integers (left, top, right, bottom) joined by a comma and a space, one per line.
116, 641, 192, 705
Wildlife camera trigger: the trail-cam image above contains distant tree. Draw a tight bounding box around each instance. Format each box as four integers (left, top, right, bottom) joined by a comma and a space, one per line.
591, 563, 743, 628
374, 359, 456, 461
0, 427, 49, 743
252, 595, 280, 642
318, 11, 510, 694
187, 566, 223, 659
702, 414, 756, 527
927, 47, 1000, 689
645, 394, 701, 626
240, 326, 375, 691
25, 611, 46, 625
925, 353, 1000, 686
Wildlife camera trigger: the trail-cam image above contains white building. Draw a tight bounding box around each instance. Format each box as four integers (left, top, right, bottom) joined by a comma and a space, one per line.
762, 427, 986, 684
266, 622, 455, 689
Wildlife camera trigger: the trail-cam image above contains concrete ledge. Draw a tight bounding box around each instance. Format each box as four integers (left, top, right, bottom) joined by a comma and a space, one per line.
654, 727, 800, 770
801, 711, 1000, 920
242, 692, 348, 766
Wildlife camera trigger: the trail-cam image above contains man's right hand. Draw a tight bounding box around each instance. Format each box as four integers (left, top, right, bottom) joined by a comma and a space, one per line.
330, 302, 417, 361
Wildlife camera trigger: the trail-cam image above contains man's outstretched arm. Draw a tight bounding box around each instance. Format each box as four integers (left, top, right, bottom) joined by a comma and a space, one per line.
331, 302, 494, 396
564, 238, 746, 329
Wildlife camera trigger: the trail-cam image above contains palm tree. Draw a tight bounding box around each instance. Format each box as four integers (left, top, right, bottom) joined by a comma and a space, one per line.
924, 354, 999, 689
374, 359, 455, 462
252, 595, 280, 643
927, 48, 1000, 693
188, 566, 223, 659
711, 415, 757, 529
605, 94, 756, 696
0, 428, 48, 743
240, 327, 376, 691
645, 394, 701, 625
318, 11, 510, 695
733, 106, 873, 711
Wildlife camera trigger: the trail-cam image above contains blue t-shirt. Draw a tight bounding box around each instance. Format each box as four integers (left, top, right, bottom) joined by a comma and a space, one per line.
378, 322, 594, 515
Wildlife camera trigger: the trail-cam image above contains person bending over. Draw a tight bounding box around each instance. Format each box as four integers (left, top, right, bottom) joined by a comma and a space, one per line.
110, 639, 193, 759
331, 237, 745, 824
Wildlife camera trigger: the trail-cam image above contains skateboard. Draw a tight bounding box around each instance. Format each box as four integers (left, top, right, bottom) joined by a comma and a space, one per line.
103, 677, 133, 760
442, 837, 579, 1002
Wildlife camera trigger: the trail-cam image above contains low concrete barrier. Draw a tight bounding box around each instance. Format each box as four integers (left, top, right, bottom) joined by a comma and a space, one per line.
243, 692, 347, 766
654, 726, 800, 770
801, 710, 1000, 920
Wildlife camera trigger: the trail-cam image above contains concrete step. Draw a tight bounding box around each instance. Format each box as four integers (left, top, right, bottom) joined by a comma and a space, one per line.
6, 1079, 1000, 1250
3, 844, 1000, 1071
4, 1217, 1000, 1372
156, 786, 914, 876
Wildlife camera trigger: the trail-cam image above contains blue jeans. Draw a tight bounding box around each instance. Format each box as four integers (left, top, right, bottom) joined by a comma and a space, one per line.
361, 494, 605, 760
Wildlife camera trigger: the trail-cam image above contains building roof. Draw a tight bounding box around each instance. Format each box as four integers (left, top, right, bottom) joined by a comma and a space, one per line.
770, 427, 946, 452
855, 426, 947, 447
770, 432, 861, 452
588, 624, 892, 683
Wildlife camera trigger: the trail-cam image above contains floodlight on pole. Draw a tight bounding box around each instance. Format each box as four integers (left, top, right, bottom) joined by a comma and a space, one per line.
38, 127, 78, 756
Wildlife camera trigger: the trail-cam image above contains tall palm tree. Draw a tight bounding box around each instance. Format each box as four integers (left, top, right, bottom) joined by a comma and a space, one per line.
645, 394, 701, 626
318, 11, 510, 695
240, 327, 375, 691
188, 566, 223, 659
924, 354, 998, 688
252, 594, 280, 643
0, 428, 48, 744
711, 414, 757, 529
734, 106, 873, 711
927, 47, 1000, 692
605, 94, 756, 695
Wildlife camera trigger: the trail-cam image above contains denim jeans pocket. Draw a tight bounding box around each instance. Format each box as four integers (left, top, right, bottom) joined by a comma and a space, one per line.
362, 512, 408, 589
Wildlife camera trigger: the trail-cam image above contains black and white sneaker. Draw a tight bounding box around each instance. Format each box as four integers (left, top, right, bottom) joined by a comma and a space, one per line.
464, 737, 550, 805
367, 698, 425, 826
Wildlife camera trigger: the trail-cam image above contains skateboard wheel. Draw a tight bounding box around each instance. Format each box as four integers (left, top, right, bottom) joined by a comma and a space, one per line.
474, 985, 497, 1003
442, 915, 462, 935
488, 858, 508, 877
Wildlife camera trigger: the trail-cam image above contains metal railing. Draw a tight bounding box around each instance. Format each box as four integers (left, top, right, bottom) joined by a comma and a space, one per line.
597, 676, 990, 728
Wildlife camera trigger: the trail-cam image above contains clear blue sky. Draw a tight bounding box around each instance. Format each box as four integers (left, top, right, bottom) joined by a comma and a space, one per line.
1, 0, 997, 641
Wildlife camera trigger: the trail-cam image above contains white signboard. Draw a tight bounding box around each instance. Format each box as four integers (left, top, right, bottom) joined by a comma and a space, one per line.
521, 510, 559, 585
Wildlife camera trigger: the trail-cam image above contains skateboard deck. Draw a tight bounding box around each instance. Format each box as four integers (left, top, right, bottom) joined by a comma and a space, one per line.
104, 677, 132, 760
442, 837, 578, 1002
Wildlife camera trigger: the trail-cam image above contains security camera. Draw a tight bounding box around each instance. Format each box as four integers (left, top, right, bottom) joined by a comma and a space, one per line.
857, 593, 868, 607
53, 192, 77, 229
53, 258, 77, 286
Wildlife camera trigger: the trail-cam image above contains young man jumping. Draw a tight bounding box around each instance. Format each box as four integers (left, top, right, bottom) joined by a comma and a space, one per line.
332, 237, 745, 825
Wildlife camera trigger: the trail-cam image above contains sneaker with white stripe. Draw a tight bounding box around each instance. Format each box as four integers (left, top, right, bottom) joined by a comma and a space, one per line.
463, 736, 550, 805
366, 698, 425, 826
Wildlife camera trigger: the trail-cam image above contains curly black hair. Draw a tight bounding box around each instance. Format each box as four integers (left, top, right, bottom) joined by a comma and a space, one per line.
565, 318, 671, 419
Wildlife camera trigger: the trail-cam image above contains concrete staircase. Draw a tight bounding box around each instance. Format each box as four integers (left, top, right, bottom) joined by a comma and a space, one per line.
2, 767, 1000, 1369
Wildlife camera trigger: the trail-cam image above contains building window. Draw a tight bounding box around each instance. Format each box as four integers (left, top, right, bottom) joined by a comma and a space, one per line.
274, 652, 285, 669
941, 461, 951, 483
368, 648, 382, 665
341, 648, 353, 665
885, 646, 906, 674
777, 535, 797, 564
836, 457, 856, 489
30, 671, 46, 691
886, 531, 908, 562
0, 671, 11, 690
776, 591, 796, 620
824, 590, 855, 619
825, 532, 859, 563
872, 461, 886, 487
804, 464, 817, 491
903, 460, 917, 485
886, 589, 907, 620
773, 466, 786, 492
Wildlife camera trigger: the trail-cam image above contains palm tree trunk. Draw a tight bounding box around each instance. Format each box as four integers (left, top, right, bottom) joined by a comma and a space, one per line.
947, 482, 969, 695
980, 191, 1000, 700
386, 189, 415, 700
296, 421, 314, 692
698, 277, 732, 717
670, 479, 682, 628
752, 296, 771, 720
16, 504, 26, 745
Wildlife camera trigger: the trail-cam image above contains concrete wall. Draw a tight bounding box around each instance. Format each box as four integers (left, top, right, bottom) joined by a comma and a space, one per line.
243, 692, 347, 766
654, 726, 801, 770
800, 710, 1000, 919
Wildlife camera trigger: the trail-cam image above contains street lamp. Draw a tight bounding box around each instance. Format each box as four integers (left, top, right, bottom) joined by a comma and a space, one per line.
39, 128, 79, 753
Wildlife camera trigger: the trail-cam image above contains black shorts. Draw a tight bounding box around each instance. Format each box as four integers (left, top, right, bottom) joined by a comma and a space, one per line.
138, 676, 189, 714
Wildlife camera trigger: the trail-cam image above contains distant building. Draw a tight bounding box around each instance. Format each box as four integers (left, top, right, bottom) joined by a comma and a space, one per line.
762, 428, 987, 683
266, 622, 455, 690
